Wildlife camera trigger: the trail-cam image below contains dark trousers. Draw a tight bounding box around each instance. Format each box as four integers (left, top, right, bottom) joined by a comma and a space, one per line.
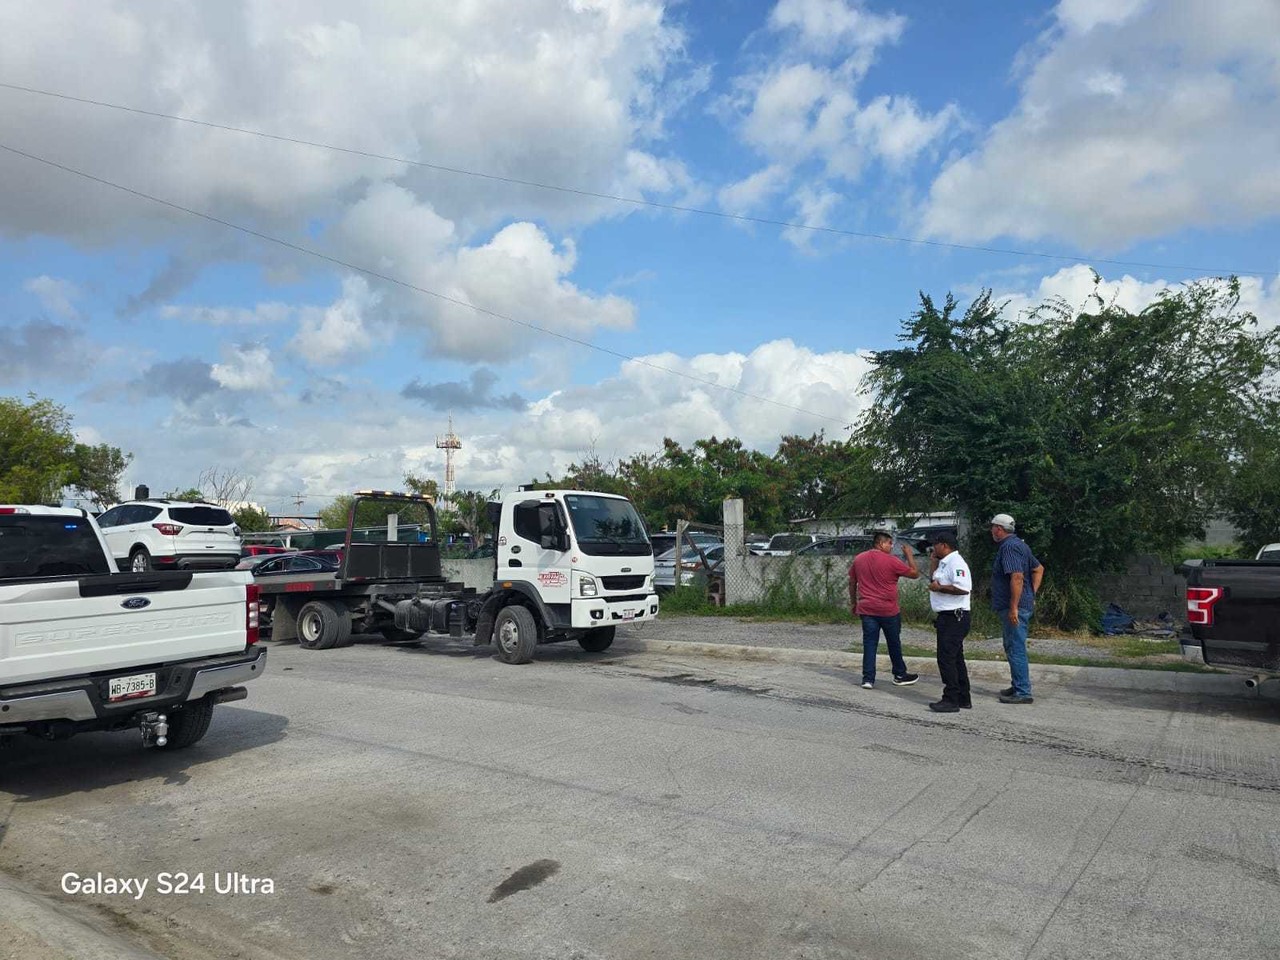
935, 609, 972, 705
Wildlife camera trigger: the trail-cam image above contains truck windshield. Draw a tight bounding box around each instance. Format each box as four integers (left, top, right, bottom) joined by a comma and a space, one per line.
0, 515, 111, 580
563, 495, 651, 556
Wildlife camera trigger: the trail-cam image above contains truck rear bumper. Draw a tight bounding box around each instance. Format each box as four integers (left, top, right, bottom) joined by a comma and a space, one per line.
571, 594, 660, 629
174, 552, 240, 570
0, 646, 267, 725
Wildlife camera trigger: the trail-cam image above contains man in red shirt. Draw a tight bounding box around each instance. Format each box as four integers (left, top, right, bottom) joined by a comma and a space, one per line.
849, 532, 921, 689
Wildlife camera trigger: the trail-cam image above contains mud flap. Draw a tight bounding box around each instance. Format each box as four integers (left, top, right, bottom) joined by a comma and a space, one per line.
474, 595, 501, 646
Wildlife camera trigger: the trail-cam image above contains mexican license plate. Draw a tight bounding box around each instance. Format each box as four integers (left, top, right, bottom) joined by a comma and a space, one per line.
108, 672, 157, 702
622, 608, 636, 622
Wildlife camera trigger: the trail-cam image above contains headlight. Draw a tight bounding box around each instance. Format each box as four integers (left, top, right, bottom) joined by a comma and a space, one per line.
580, 576, 598, 597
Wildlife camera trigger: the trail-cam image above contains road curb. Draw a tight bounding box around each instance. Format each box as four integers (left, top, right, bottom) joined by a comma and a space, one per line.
620, 638, 1280, 700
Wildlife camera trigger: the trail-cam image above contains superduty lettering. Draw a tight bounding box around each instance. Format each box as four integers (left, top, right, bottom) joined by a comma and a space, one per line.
15, 611, 233, 647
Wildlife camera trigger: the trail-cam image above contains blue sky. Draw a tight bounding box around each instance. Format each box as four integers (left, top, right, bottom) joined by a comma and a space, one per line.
1, 0, 1277, 516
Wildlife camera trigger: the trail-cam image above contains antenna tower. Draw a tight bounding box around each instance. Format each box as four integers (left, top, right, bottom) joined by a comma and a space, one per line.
435, 415, 463, 501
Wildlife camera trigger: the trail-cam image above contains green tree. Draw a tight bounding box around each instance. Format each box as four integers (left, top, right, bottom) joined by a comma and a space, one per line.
316, 474, 441, 535
232, 505, 274, 532
69, 442, 132, 508
859, 279, 1280, 627
449, 488, 501, 542
0, 395, 131, 506
403, 473, 440, 501
1222, 420, 1280, 554
164, 487, 207, 502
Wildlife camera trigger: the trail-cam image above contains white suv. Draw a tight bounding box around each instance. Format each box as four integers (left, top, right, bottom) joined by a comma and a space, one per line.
95, 500, 242, 572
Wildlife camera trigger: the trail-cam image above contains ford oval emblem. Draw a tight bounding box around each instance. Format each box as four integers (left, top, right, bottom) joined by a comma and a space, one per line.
121, 597, 151, 610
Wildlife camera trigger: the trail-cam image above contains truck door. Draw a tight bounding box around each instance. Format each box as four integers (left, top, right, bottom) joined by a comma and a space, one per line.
502, 499, 572, 606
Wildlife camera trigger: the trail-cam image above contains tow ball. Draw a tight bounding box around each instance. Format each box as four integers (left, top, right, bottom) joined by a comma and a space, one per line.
139, 712, 169, 748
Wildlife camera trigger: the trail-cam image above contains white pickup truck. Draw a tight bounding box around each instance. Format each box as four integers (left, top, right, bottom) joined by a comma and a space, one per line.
0, 505, 267, 749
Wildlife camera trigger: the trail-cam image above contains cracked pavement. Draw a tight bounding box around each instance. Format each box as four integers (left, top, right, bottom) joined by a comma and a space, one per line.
1, 634, 1278, 960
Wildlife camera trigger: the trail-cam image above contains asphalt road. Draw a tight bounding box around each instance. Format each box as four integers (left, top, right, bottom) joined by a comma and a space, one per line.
2, 632, 1278, 960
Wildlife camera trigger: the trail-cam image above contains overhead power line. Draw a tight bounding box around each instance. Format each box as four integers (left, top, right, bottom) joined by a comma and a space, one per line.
0, 141, 851, 428
0, 80, 1268, 278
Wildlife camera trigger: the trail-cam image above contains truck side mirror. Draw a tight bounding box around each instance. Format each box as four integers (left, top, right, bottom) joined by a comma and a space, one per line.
537, 503, 569, 552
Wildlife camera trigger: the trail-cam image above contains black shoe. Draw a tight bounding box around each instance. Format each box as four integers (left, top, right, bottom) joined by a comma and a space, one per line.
959, 699, 972, 709
1000, 686, 1016, 697
998, 693, 1034, 704
891, 673, 919, 686
929, 700, 960, 713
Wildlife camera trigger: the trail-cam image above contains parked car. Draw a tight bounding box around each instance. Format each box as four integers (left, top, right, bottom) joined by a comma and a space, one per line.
1256, 543, 1280, 561
650, 530, 719, 558
247, 550, 343, 577
654, 542, 724, 590
95, 499, 242, 572
242, 544, 291, 558
794, 533, 918, 563
752, 533, 819, 557
899, 524, 959, 551
794, 535, 874, 557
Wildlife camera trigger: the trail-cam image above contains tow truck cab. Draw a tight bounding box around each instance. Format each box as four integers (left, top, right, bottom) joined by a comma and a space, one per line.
490, 489, 659, 636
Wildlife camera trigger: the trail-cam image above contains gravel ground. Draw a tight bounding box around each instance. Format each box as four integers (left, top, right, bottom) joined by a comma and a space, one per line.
634, 613, 1174, 663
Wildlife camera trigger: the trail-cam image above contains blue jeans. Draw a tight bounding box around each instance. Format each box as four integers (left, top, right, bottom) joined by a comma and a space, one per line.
1000, 609, 1032, 696
861, 614, 909, 684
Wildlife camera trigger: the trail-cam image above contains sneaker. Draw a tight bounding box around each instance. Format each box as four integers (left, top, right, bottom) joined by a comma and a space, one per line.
891, 673, 919, 686
861, 681, 875, 689
998, 693, 1034, 704
959, 699, 973, 710
928, 700, 960, 713
1000, 686, 1016, 697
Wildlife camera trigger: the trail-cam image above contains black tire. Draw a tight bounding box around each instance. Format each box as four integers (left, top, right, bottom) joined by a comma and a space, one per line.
378, 625, 421, 643
129, 548, 152, 573
296, 600, 352, 650
578, 626, 616, 652
161, 698, 214, 749
493, 604, 538, 664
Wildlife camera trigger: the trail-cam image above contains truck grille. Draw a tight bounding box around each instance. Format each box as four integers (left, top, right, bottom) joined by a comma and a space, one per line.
601, 575, 647, 591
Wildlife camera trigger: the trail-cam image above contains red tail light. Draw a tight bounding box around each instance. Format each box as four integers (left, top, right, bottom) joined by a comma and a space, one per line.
153, 523, 183, 536
1186, 586, 1224, 625
246, 583, 261, 645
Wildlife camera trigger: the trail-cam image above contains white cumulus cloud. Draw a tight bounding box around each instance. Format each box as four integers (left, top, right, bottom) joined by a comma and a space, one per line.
211, 343, 275, 391
721, 0, 959, 245
994, 264, 1280, 330
922, 0, 1280, 248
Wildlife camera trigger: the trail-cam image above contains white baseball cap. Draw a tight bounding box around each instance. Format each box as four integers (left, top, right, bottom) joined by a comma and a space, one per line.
990, 513, 1016, 530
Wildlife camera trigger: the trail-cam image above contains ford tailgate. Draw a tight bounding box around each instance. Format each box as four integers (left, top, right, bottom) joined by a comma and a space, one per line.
0, 569, 253, 685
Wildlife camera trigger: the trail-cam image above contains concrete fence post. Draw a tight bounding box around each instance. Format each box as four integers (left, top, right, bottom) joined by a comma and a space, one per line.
723, 498, 745, 606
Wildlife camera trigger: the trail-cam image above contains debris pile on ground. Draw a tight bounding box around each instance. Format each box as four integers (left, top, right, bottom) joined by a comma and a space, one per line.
1100, 604, 1178, 638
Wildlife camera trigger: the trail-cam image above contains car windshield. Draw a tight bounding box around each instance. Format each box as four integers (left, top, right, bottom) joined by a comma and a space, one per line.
1260, 548, 1280, 560
768, 534, 811, 550
563, 495, 650, 556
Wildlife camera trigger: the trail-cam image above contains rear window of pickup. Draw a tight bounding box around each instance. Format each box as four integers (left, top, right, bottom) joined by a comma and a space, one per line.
0, 515, 111, 579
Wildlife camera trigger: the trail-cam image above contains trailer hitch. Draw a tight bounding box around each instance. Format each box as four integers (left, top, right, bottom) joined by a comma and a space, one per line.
139, 711, 169, 748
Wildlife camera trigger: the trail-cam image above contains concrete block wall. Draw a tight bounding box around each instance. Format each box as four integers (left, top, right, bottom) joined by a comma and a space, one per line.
441, 558, 497, 591
1095, 553, 1185, 618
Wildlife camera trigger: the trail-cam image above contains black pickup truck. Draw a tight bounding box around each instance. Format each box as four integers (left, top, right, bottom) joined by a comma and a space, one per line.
1182, 559, 1280, 681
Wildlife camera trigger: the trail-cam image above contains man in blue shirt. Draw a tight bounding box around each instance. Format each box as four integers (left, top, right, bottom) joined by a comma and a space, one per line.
989, 513, 1045, 704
